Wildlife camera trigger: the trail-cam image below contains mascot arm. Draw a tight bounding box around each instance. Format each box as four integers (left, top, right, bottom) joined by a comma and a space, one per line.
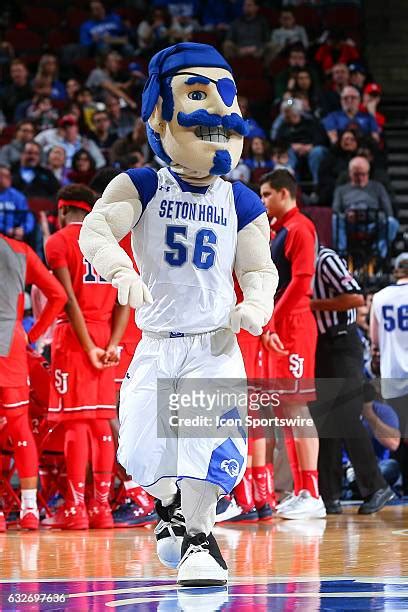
79, 173, 153, 308
230, 213, 278, 336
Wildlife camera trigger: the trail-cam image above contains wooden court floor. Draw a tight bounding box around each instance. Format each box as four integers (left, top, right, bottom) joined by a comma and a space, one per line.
1, 503, 408, 610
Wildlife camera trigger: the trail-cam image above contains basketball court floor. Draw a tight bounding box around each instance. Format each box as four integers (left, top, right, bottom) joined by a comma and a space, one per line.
1, 500, 407, 610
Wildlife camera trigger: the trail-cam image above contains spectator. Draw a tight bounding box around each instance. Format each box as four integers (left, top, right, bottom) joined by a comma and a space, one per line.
274, 45, 320, 100
110, 117, 150, 166
361, 401, 401, 488
67, 149, 97, 185
124, 150, 147, 169
201, 0, 232, 32
66, 78, 81, 101
269, 9, 308, 58
290, 69, 322, 115
89, 110, 118, 164
315, 29, 359, 74
26, 95, 59, 131
243, 137, 273, 171
348, 62, 368, 93
46, 146, 69, 185
86, 51, 137, 109
224, 161, 251, 185
11, 141, 61, 199
361, 83, 386, 133
79, 0, 133, 56
238, 95, 266, 140
320, 63, 350, 115
223, 0, 269, 60
105, 95, 135, 139
35, 114, 106, 169
35, 54, 66, 101
0, 120, 36, 168
332, 156, 399, 258
0, 59, 32, 123
275, 98, 327, 185
74, 88, 98, 131
323, 86, 379, 145
137, 7, 170, 54
168, 7, 199, 43
318, 129, 360, 204
0, 165, 35, 239
14, 76, 54, 123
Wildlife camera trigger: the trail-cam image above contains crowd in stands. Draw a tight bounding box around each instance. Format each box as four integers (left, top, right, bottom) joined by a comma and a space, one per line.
0, 0, 399, 268
0, 0, 407, 533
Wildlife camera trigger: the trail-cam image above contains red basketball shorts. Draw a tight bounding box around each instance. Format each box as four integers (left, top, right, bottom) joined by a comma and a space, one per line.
264, 310, 317, 404
49, 322, 116, 422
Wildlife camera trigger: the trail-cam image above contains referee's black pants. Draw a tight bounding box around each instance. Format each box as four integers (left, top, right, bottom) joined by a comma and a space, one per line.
309, 325, 386, 502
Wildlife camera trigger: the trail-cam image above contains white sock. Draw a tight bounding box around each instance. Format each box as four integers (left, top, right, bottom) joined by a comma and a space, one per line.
21, 489, 37, 510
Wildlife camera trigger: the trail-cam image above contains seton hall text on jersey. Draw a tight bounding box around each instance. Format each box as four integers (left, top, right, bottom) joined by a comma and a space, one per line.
158, 199, 228, 226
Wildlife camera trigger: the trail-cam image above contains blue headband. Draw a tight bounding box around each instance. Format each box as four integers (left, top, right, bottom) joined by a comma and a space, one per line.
141, 42, 233, 122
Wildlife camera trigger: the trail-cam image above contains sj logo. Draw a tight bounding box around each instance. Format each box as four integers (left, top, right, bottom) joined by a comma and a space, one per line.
289, 353, 304, 379
55, 369, 69, 394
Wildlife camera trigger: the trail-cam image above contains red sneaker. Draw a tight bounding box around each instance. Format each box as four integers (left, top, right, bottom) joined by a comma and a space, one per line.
0, 511, 6, 532
126, 486, 155, 513
42, 502, 89, 530
20, 508, 39, 530
88, 499, 114, 529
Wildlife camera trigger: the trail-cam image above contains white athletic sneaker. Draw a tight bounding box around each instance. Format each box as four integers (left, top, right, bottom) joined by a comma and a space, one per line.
276, 492, 297, 514
278, 490, 327, 520
177, 532, 228, 587
154, 492, 186, 569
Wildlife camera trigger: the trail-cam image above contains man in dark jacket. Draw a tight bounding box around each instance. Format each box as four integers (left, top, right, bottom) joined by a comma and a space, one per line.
11, 142, 60, 200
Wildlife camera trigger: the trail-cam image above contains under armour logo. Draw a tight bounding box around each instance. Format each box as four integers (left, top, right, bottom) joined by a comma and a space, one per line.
289, 353, 304, 379
17, 440, 28, 447
102, 435, 112, 442
65, 507, 77, 516
159, 185, 171, 192
220, 459, 240, 478
100, 481, 110, 487
133, 507, 145, 517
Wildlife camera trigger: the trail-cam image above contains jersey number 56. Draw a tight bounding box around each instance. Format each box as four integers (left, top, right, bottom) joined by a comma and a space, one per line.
164, 225, 217, 270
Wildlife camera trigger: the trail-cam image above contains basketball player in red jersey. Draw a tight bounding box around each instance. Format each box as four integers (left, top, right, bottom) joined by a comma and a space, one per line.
225, 281, 275, 522
89, 169, 156, 527
0, 234, 66, 531
43, 184, 129, 530
260, 169, 326, 519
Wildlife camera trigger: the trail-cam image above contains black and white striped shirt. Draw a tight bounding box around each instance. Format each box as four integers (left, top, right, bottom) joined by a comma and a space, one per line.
313, 246, 362, 334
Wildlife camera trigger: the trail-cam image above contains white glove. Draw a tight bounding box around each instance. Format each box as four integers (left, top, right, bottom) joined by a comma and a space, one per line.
112, 268, 153, 309
229, 302, 266, 336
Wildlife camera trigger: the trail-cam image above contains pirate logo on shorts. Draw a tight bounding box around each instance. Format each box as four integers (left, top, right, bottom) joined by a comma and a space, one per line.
221, 459, 240, 478
55, 369, 69, 395
289, 354, 304, 379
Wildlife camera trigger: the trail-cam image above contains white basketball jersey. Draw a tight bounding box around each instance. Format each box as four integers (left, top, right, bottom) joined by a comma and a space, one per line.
372, 282, 408, 398
128, 167, 260, 333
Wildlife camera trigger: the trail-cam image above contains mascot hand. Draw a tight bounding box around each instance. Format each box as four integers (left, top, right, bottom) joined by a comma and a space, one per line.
112, 269, 153, 309
229, 302, 266, 336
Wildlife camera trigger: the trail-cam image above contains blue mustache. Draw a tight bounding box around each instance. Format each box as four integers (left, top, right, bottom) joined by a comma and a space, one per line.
177, 110, 249, 137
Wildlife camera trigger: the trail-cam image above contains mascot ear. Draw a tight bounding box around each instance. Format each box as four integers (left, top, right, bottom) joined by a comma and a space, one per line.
148, 100, 165, 137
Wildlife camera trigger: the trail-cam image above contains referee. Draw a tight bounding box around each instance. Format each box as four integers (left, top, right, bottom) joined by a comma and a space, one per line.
309, 246, 395, 514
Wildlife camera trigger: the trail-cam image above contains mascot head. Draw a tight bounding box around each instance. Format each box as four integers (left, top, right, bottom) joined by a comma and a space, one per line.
141, 42, 248, 178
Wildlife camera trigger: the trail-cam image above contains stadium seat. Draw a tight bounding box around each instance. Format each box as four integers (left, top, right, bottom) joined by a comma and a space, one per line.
47, 28, 77, 52
115, 7, 143, 25
293, 5, 322, 29
192, 32, 219, 47
0, 125, 16, 146
238, 78, 272, 104
230, 57, 264, 79
23, 7, 60, 31
323, 5, 361, 29
259, 7, 280, 28
302, 206, 333, 248
66, 8, 88, 30
5, 28, 44, 53
72, 57, 97, 77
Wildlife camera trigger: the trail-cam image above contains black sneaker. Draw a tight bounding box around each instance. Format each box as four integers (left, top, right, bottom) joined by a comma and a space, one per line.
324, 499, 343, 515
154, 490, 186, 568
358, 486, 396, 515
257, 503, 274, 521
177, 532, 228, 587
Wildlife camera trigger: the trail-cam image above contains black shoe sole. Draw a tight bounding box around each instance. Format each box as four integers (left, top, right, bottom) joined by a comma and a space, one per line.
177, 579, 228, 587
